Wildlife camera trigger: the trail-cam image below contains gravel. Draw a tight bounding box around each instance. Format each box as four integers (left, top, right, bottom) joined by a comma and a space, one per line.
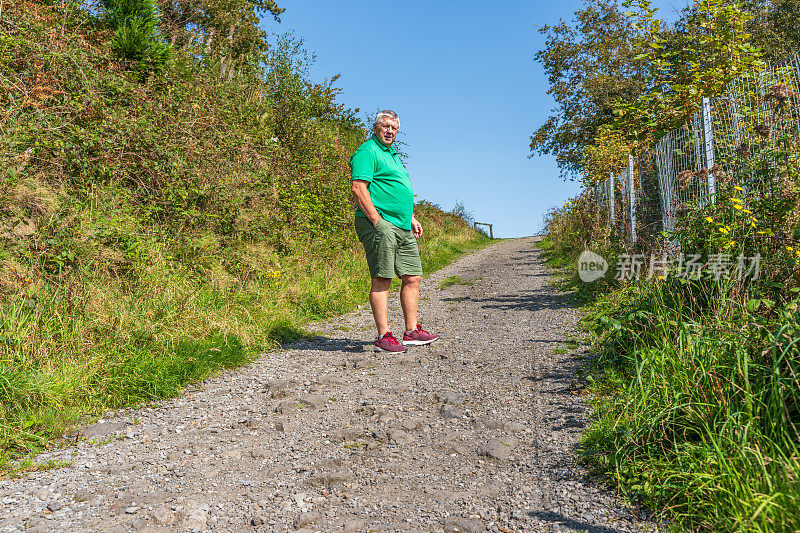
0, 236, 654, 532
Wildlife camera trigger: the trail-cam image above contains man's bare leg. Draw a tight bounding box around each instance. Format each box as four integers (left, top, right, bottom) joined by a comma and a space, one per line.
370, 277, 392, 336
400, 275, 422, 332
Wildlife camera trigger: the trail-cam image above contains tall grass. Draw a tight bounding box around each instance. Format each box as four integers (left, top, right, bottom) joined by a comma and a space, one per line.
539, 194, 800, 530
582, 280, 800, 530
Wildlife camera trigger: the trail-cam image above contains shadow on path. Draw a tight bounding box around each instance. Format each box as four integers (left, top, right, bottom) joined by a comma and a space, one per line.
528, 511, 626, 533
289, 337, 367, 353
472, 287, 580, 312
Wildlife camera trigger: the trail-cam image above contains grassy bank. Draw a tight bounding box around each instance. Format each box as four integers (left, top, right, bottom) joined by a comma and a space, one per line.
2, 201, 488, 469
539, 200, 800, 531
0, 0, 491, 468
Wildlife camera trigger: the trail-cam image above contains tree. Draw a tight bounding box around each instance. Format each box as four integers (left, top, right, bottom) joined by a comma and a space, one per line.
530, 0, 649, 178
611, 0, 761, 141
743, 0, 800, 62
102, 0, 172, 72
156, 0, 284, 76
575, 0, 763, 185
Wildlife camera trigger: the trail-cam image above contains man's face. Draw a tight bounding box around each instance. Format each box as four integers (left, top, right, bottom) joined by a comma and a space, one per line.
374, 118, 399, 147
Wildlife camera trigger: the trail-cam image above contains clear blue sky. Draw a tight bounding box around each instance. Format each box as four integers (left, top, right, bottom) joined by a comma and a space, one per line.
263, 0, 687, 238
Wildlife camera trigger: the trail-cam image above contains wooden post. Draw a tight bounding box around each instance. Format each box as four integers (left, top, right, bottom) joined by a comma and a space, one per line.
473, 222, 493, 239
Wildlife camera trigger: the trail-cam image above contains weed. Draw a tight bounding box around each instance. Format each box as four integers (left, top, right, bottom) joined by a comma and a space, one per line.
439, 275, 476, 289
5, 459, 72, 479
89, 434, 125, 446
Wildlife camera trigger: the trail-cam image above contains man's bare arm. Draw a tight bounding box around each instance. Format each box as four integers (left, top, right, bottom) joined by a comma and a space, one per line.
350, 180, 381, 226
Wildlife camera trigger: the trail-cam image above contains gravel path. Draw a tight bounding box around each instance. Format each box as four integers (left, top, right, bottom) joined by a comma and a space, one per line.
0, 237, 652, 532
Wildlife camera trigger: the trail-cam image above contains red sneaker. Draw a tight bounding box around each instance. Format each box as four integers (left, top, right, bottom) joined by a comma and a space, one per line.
374, 331, 407, 353
402, 324, 440, 346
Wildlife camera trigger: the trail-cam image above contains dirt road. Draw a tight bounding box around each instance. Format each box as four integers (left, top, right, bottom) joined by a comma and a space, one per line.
0, 237, 650, 532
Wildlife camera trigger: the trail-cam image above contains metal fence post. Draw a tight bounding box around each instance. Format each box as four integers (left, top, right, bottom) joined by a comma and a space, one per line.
628, 155, 636, 246
609, 172, 615, 224
702, 97, 716, 204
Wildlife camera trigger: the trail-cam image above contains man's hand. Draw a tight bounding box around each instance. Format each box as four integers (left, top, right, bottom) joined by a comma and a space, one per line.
411, 216, 423, 238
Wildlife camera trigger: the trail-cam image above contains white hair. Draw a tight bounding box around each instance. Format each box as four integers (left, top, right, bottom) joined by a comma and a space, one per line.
373, 110, 399, 128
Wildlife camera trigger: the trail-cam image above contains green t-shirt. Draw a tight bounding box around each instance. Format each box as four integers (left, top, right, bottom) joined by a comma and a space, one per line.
349, 135, 414, 230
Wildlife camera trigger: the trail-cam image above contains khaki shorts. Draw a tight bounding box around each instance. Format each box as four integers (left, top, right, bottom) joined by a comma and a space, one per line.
355, 216, 423, 279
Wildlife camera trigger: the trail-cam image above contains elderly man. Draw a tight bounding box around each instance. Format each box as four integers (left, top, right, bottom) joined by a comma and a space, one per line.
350, 110, 440, 353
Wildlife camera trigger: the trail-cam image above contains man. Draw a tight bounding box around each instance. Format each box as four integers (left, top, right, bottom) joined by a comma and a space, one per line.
350, 110, 440, 353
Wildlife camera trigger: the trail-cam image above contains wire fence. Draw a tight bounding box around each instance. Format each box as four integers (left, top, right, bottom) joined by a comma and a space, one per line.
594, 51, 800, 249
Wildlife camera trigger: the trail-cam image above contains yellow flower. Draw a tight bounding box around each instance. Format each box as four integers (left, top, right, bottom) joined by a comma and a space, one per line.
730, 197, 742, 204
657, 275, 664, 280
733, 204, 743, 210
734, 186, 744, 191
718, 227, 730, 234
751, 222, 758, 228
705, 216, 714, 223
757, 230, 766, 234
742, 209, 752, 214
788, 246, 795, 252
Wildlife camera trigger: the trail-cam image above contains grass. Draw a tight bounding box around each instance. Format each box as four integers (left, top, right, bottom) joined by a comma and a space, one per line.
582, 299, 800, 530
89, 434, 125, 446
438, 275, 478, 289
6, 459, 73, 479
537, 233, 800, 531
